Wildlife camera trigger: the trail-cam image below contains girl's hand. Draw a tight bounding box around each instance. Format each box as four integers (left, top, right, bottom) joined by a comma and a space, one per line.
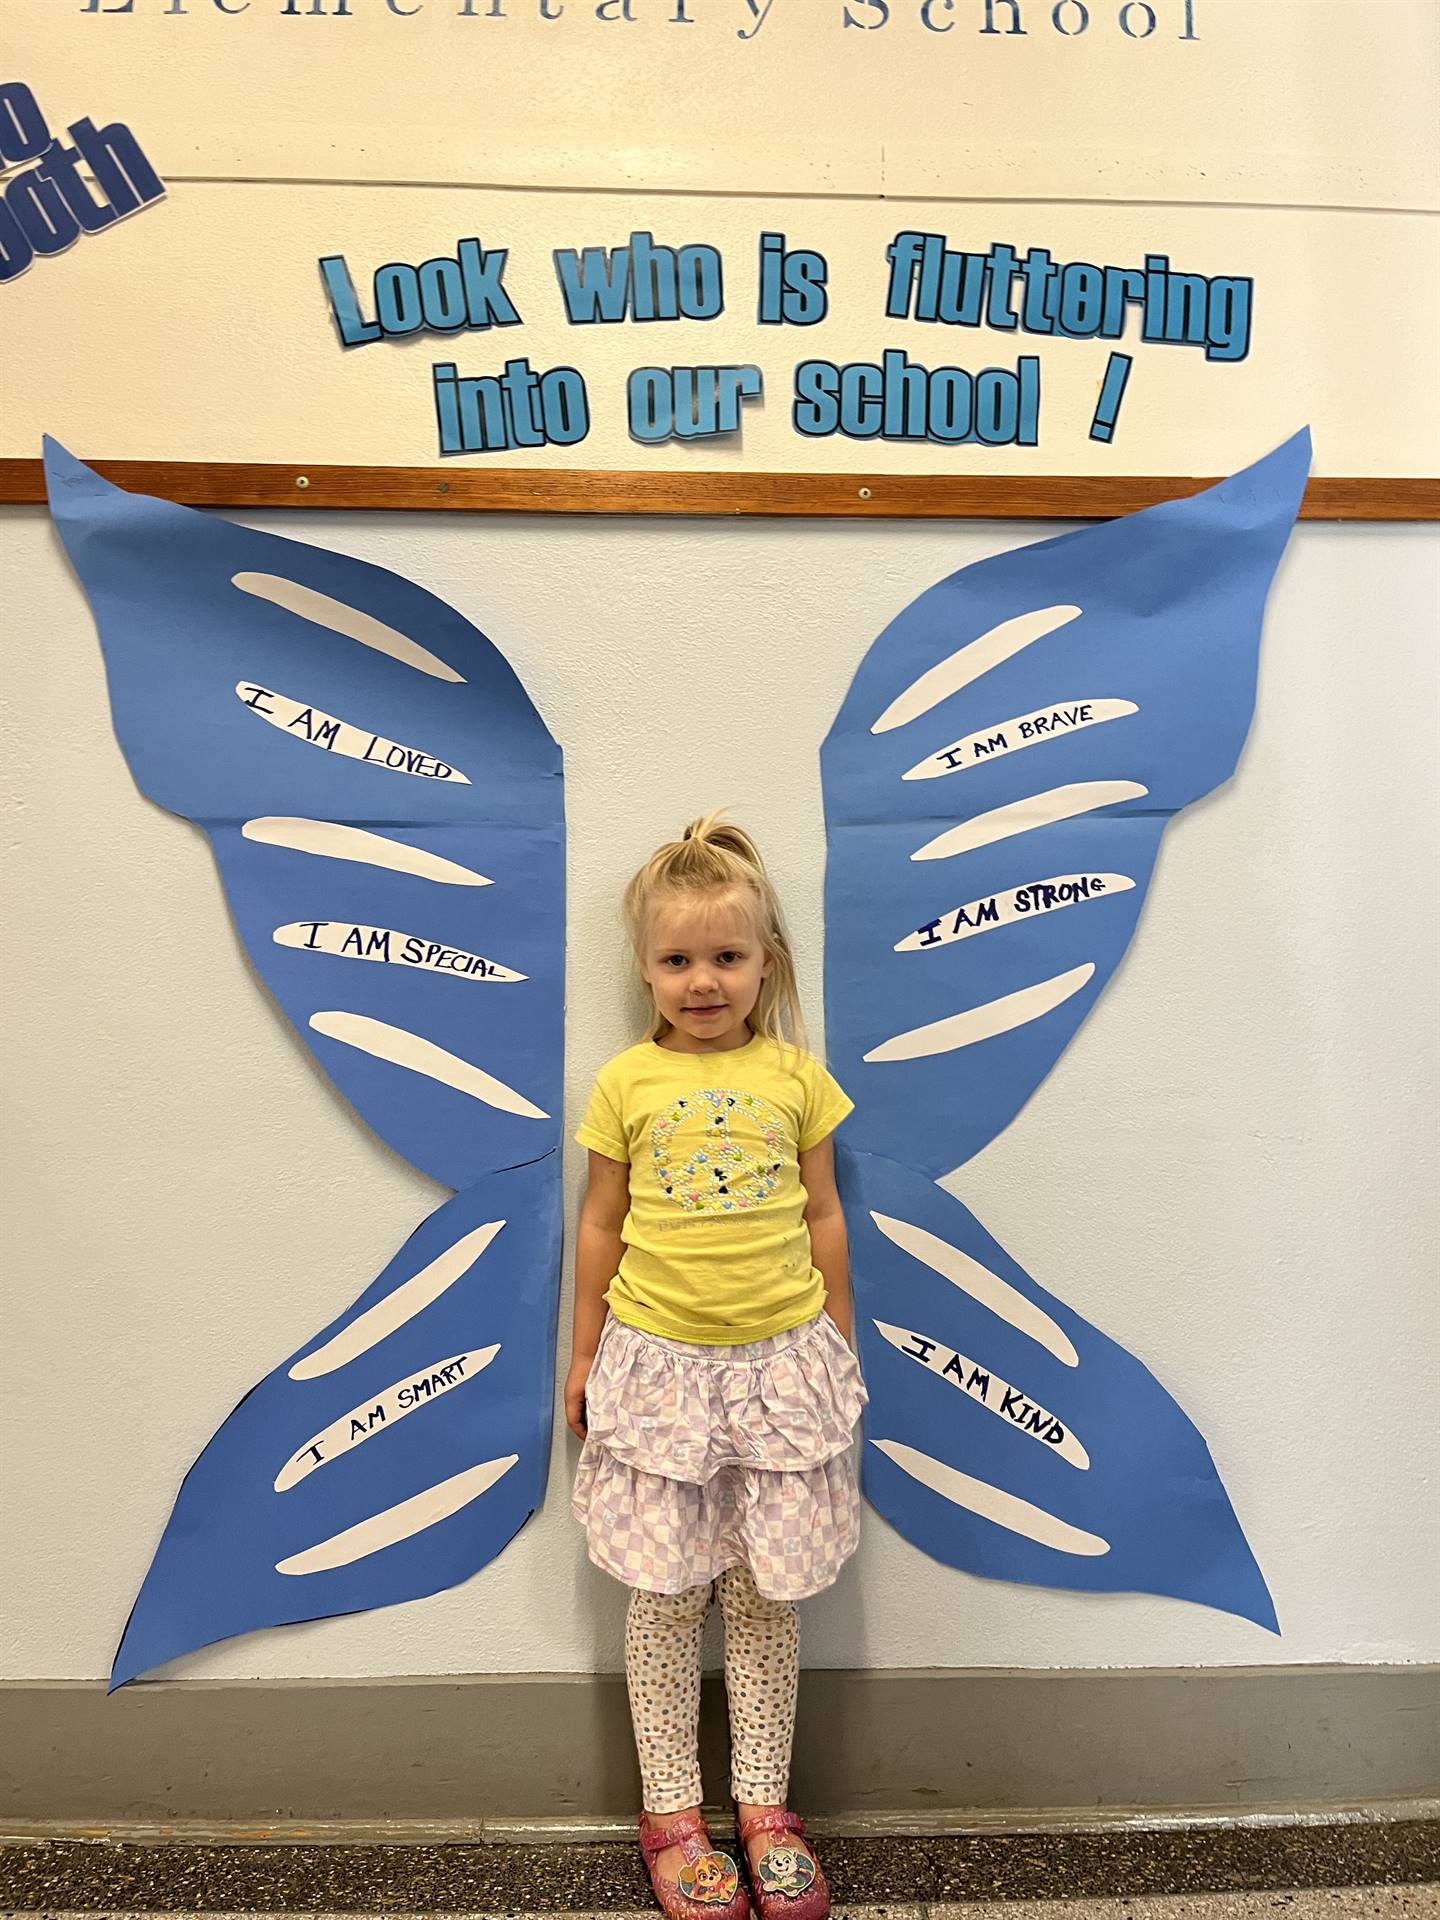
564, 1353, 593, 1441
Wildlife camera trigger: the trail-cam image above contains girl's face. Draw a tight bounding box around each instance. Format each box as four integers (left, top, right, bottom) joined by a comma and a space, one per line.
642, 890, 772, 1053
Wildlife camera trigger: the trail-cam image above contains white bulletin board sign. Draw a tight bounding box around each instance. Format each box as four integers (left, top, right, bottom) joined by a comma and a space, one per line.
1, 0, 1437, 506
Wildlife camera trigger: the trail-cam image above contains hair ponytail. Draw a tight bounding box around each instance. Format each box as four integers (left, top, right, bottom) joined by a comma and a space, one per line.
623, 809, 807, 1056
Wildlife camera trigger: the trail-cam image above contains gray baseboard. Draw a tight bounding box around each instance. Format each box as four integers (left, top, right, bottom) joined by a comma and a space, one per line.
4, 1667, 1437, 1827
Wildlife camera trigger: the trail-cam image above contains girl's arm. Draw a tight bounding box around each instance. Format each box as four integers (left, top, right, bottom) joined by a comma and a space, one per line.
564, 1148, 630, 1439
800, 1133, 853, 1348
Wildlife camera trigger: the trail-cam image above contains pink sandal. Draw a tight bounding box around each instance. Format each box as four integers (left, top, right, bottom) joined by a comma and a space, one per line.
736, 1808, 830, 1920
639, 1809, 752, 1920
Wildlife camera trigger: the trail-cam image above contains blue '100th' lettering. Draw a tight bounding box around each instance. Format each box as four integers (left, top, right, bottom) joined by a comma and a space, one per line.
0, 82, 164, 285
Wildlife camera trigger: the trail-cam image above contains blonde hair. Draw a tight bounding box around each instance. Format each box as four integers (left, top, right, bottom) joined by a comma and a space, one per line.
623, 810, 807, 1056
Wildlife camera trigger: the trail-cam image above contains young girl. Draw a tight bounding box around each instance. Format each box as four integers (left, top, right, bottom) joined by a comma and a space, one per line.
566, 813, 868, 1920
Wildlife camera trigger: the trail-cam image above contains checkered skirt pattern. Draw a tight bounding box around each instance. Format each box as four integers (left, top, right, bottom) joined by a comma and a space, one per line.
571, 1311, 868, 1600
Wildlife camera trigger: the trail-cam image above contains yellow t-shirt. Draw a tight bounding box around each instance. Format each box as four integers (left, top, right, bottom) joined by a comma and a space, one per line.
575, 1032, 854, 1345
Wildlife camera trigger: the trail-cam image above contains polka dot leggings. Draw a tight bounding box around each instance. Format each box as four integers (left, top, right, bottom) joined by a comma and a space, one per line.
624, 1563, 800, 1813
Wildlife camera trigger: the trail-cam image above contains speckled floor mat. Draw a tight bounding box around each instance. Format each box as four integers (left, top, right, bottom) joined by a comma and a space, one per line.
1, 1823, 1436, 1911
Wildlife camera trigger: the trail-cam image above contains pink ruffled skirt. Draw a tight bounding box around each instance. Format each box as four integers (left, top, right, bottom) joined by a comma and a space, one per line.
571, 1310, 869, 1601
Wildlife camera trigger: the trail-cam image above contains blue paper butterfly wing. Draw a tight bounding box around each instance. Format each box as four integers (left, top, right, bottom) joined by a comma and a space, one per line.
210, 819, 563, 1191
825, 430, 1311, 1179
824, 809, 1166, 1180
823, 432, 1310, 1627
44, 441, 566, 1684
843, 1149, 1278, 1632
110, 1163, 561, 1688
45, 436, 562, 1189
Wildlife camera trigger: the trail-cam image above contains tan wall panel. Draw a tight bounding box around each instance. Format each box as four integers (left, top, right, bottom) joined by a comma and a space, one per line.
9, 0, 1439, 207
5, 185, 1435, 473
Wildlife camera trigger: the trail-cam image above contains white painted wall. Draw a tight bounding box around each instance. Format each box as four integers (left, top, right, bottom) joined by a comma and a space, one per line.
2, 509, 1436, 1681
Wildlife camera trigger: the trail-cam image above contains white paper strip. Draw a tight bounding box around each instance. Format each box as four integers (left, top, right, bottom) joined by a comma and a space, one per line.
276, 1455, 519, 1575
912, 782, 1147, 862
290, 1221, 506, 1380
235, 682, 469, 784
275, 921, 524, 981
897, 873, 1134, 951
309, 1011, 549, 1118
903, 699, 1138, 780
232, 572, 466, 683
874, 1320, 1088, 1468
864, 963, 1095, 1062
872, 606, 1081, 735
242, 818, 492, 887
871, 1440, 1109, 1556
870, 1213, 1079, 1366
276, 1346, 501, 1490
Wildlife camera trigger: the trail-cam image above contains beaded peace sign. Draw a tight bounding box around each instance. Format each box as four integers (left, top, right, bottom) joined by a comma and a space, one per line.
651, 1087, 786, 1214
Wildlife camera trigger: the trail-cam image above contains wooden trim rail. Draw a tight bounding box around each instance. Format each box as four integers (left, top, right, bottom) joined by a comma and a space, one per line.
1, 459, 1435, 520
